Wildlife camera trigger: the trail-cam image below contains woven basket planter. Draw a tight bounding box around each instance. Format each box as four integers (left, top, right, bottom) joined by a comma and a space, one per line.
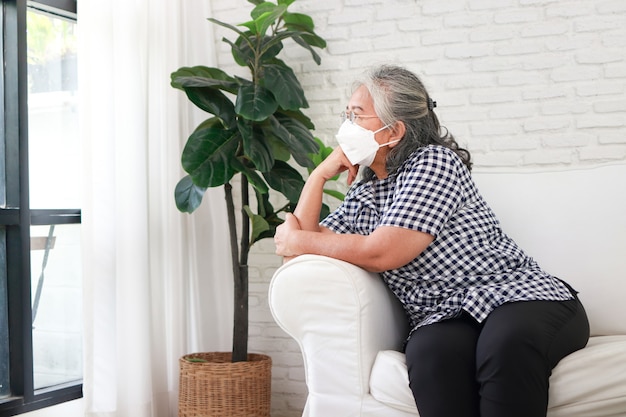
178, 352, 272, 417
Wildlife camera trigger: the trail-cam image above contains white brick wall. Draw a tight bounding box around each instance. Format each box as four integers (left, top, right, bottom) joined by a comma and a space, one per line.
206, 1, 626, 415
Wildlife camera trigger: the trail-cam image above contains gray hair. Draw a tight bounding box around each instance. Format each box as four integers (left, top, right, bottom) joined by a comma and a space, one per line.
353, 65, 472, 178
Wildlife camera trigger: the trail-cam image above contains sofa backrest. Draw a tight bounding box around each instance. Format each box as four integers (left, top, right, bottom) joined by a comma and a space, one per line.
472, 163, 626, 336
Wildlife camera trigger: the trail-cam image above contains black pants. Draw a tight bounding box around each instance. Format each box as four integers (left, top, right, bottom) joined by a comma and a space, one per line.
405, 295, 589, 417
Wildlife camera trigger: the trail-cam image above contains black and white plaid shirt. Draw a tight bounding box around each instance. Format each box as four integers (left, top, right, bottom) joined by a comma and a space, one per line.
321, 145, 573, 334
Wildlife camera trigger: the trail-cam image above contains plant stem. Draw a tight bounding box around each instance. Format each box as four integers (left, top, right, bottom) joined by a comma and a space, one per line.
240, 175, 250, 266
232, 263, 248, 362
224, 182, 248, 362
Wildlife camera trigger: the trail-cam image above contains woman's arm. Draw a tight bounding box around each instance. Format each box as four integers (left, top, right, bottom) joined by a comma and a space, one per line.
278, 146, 433, 270
275, 215, 433, 272
293, 147, 359, 232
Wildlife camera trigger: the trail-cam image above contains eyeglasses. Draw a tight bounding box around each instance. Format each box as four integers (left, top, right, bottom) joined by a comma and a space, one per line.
340, 111, 379, 124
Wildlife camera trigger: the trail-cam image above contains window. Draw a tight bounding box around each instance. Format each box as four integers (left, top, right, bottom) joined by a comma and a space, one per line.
1, 0, 81, 415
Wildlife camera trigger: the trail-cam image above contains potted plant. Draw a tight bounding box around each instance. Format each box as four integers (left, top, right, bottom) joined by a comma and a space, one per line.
170, 0, 327, 415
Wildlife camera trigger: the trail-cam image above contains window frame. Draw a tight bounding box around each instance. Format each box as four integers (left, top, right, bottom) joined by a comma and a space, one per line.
0, 0, 81, 415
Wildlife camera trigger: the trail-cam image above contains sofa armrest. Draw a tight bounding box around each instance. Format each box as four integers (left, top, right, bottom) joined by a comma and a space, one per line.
269, 254, 409, 415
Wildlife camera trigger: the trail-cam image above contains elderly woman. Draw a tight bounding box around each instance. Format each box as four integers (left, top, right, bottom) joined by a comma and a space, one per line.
274, 65, 589, 417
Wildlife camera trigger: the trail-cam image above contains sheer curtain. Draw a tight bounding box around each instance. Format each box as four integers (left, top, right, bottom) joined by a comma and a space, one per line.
78, 1, 233, 416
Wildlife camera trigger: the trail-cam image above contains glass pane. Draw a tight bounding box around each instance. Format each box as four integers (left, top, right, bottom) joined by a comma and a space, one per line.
26, 8, 82, 392
0, 228, 10, 398
30, 224, 82, 389
27, 10, 80, 209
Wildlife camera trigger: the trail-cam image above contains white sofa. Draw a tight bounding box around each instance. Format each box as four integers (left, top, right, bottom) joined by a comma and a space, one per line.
269, 163, 626, 417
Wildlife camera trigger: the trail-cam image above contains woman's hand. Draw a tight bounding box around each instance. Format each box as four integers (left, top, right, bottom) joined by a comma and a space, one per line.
316, 146, 360, 185
275, 213, 302, 261
276, 146, 358, 261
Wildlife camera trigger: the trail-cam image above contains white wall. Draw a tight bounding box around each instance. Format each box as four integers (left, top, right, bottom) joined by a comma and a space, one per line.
206, 0, 626, 416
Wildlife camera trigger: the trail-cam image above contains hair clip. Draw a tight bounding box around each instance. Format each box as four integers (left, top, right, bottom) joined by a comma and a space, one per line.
427, 98, 437, 111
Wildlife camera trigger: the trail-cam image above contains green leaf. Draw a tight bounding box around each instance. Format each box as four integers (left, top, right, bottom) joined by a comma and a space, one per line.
225, 35, 255, 67
270, 114, 319, 168
264, 61, 308, 110
243, 205, 270, 243
235, 79, 278, 121
283, 12, 315, 32
174, 175, 207, 213
276, 108, 314, 130
259, 191, 282, 226
250, 2, 276, 20
282, 14, 326, 48
233, 34, 284, 65
208, 17, 246, 38
292, 35, 322, 65
323, 189, 345, 201
238, 21, 257, 33
308, 137, 334, 169
209, 21, 256, 67
309, 137, 341, 181
254, 218, 281, 243
262, 160, 305, 202
181, 121, 240, 188
258, 35, 284, 63
255, 188, 274, 218
257, 30, 299, 58
277, 0, 295, 6
251, 191, 284, 243
299, 32, 327, 49
183, 87, 237, 128
306, 138, 345, 202
238, 119, 274, 172
266, 134, 291, 162
232, 157, 270, 194
247, 0, 264, 6
171, 66, 238, 94
253, 5, 287, 36
319, 203, 331, 221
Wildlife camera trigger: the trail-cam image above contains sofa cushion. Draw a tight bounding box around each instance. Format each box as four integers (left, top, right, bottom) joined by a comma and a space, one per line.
370, 350, 418, 414
547, 335, 626, 416
472, 164, 626, 337
370, 335, 626, 417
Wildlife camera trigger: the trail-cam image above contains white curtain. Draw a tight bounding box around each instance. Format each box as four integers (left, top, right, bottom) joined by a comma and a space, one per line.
78, 1, 233, 416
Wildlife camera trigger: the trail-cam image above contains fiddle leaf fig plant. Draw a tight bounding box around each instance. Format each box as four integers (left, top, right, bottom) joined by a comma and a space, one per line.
171, 0, 326, 362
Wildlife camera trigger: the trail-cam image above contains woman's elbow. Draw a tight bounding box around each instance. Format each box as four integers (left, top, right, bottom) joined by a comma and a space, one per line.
362, 255, 407, 273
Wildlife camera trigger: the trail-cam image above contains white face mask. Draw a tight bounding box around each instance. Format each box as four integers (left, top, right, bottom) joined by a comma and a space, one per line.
335, 120, 400, 167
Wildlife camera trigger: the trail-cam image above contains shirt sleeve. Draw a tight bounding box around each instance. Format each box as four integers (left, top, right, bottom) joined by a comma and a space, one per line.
319, 203, 351, 233
379, 147, 465, 237
319, 179, 374, 234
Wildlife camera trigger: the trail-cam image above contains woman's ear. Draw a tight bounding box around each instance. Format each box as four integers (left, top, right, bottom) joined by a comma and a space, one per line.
389, 120, 406, 146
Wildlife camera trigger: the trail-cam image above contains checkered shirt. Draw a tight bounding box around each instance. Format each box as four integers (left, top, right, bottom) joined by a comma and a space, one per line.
321, 145, 573, 335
